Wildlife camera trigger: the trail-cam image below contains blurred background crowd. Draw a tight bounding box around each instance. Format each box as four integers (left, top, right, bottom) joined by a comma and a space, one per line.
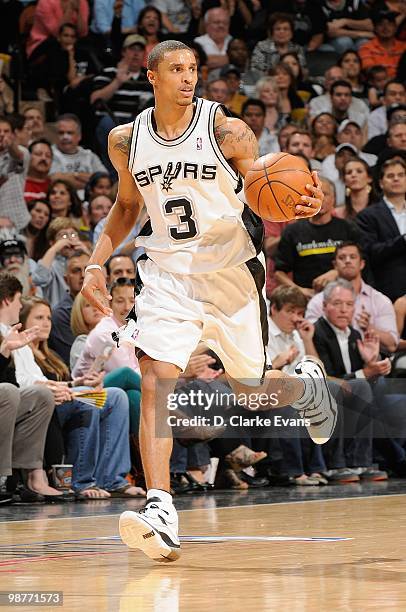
1, 0, 406, 503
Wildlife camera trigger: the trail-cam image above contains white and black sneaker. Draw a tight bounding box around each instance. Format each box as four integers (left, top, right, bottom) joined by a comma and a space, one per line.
119, 497, 180, 563
293, 356, 337, 445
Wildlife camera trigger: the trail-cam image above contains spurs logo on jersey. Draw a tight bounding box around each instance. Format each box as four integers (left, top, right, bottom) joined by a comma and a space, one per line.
128, 97, 261, 274
133, 161, 217, 191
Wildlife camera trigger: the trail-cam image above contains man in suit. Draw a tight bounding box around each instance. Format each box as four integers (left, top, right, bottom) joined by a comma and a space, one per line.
356, 157, 406, 302
314, 279, 390, 481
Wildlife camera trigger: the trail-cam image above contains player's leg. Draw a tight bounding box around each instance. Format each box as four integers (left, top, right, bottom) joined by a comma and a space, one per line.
119, 356, 182, 563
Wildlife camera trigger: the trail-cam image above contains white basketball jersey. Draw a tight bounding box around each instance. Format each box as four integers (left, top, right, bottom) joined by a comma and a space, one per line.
128, 97, 260, 274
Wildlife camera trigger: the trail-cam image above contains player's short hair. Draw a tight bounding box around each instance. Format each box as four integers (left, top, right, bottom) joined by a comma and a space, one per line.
270, 286, 307, 311
334, 241, 364, 260
147, 40, 193, 71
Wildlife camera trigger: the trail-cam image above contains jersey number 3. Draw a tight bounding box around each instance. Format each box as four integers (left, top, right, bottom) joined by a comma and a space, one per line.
164, 197, 198, 241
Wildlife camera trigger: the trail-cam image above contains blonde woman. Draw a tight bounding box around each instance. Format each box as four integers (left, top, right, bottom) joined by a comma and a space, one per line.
255, 76, 283, 133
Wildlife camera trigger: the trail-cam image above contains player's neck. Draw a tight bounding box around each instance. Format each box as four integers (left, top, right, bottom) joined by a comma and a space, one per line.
153, 102, 195, 140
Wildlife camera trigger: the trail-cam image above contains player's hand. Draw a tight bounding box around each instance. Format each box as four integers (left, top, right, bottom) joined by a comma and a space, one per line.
294, 171, 323, 219
81, 269, 112, 316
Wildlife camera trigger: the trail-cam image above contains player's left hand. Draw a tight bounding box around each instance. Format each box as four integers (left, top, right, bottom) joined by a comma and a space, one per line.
294, 171, 323, 219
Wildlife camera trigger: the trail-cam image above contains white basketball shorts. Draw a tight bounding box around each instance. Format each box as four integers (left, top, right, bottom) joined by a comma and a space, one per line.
131, 255, 269, 383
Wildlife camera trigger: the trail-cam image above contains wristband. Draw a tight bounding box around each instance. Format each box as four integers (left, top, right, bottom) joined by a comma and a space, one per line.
85, 264, 102, 273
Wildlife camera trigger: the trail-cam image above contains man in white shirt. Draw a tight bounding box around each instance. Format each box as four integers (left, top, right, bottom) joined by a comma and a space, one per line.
367, 80, 406, 140
306, 241, 399, 353
241, 99, 279, 156
309, 78, 369, 129
194, 7, 232, 71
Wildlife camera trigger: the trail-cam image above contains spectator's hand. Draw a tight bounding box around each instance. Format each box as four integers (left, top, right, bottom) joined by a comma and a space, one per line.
357, 331, 380, 364
183, 354, 217, 378
116, 60, 131, 84
299, 286, 315, 300
81, 268, 113, 316
294, 171, 323, 219
355, 305, 370, 332
363, 358, 392, 379
0, 324, 40, 356
83, 370, 105, 389
45, 380, 72, 405
296, 319, 314, 341
52, 236, 73, 254
280, 344, 300, 366
312, 269, 338, 293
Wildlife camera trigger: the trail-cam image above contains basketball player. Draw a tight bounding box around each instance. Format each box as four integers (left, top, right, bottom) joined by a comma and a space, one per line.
81, 41, 337, 564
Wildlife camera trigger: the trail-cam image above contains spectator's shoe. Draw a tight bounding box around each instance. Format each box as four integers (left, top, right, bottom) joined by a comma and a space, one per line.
324, 469, 360, 484
112, 317, 138, 348
293, 356, 337, 445
119, 497, 180, 563
353, 467, 388, 482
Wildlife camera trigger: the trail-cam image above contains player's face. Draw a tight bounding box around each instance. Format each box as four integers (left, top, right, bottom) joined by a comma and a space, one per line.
148, 50, 198, 106
334, 246, 363, 280
324, 287, 355, 330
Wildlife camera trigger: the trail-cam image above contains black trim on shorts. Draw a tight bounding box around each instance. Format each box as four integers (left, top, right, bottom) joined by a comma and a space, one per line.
245, 256, 268, 381
241, 204, 264, 255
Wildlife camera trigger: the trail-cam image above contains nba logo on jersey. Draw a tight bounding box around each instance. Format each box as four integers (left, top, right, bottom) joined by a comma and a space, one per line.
197, 137, 202, 150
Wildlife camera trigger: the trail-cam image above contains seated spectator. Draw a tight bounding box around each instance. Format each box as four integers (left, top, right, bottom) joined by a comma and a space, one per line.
19, 296, 145, 498
225, 38, 262, 98
337, 157, 378, 219
266, 285, 327, 485
31, 219, 89, 308
359, 10, 405, 80
269, 62, 306, 125
10, 115, 32, 150
23, 107, 56, 145
306, 242, 399, 353
137, 6, 164, 68
367, 65, 389, 109
24, 139, 53, 203
321, 143, 360, 206
48, 250, 89, 364
270, 0, 327, 51
255, 76, 284, 134
90, 34, 153, 174
280, 52, 320, 103
50, 114, 108, 196
69, 291, 141, 433
0, 274, 64, 501
200, 0, 255, 41
219, 65, 247, 116
241, 99, 280, 156
309, 76, 369, 130
26, 0, 89, 59
338, 49, 368, 99
311, 112, 338, 162
367, 79, 406, 140
84, 172, 113, 202
47, 178, 82, 220
0, 116, 30, 231
73, 276, 140, 378
278, 123, 298, 152
274, 177, 360, 298
153, 0, 200, 35
22, 199, 52, 262
194, 7, 233, 71
286, 129, 321, 171
106, 254, 136, 284
81, 194, 113, 242
313, 279, 389, 482
89, 0, 145, 50
364, 103, 406, 156
0, 238, 39, 297
206, 77, 230, 105
250, 12, 306, 75
375, 117, 406, 164
320, 0, 373, 54
356, 157, 406, 302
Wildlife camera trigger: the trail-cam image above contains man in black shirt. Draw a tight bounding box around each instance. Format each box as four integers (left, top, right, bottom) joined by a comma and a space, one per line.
274, 176, 360, 298
319, 0, 373, 54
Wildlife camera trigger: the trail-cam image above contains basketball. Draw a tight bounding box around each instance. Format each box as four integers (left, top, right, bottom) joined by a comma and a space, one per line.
244, 152, 316, 222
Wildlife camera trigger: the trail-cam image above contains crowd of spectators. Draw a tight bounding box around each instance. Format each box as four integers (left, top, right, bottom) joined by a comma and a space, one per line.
1, 0, 406, 502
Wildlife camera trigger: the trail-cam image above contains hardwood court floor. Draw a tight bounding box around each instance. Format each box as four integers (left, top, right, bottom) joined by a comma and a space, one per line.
1, 491, 406, 611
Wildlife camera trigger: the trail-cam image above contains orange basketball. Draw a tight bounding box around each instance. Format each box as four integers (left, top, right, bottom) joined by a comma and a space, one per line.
244, 152, 316, 222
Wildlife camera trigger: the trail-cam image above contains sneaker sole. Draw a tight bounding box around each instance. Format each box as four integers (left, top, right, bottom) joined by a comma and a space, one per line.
299, 357, 337, 445
119, 511, 181, 563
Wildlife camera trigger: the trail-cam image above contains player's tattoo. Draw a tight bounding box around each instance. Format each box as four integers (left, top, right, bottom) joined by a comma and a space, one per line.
214, 124, 233, 147
236, 123, 259, 161
114, 134, 131, 155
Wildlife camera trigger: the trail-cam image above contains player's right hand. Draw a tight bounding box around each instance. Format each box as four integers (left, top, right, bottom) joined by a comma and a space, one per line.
81, 269, 113, 316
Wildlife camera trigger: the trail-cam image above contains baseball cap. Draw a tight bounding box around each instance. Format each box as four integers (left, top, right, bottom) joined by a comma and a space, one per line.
220, 64, 241, 78
122, 34, 147, 49
372, 10, 398, 25
336, 143, 358, 155
387, 103, 406, 121
337, 119, 361, 134
0, 239, 26, 264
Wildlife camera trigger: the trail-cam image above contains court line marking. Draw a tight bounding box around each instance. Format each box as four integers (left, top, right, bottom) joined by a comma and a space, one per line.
1, 492, 405, 525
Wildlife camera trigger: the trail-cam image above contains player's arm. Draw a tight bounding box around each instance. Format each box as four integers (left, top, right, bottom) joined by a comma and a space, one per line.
81, 123, 144, 314
214, 111, 323, 218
